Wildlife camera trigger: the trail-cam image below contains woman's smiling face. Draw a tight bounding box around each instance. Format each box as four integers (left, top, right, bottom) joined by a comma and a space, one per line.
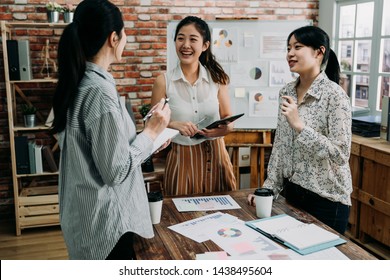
175, 23, 209, 65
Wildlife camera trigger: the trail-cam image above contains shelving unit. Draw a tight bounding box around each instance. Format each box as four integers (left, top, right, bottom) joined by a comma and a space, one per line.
1, 21, 65, 235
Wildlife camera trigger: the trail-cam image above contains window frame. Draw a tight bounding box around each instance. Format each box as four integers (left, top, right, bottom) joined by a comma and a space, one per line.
320, 0, 389, 117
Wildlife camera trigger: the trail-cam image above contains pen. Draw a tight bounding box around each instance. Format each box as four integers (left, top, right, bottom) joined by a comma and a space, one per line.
195, 117, 207, 126
143, 98, 170, 122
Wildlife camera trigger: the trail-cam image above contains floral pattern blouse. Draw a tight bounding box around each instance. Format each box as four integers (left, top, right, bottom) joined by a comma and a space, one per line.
263, 71, 352, 206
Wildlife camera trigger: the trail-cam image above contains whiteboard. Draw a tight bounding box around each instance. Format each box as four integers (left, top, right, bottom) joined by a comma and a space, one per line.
167, 19, 312, 129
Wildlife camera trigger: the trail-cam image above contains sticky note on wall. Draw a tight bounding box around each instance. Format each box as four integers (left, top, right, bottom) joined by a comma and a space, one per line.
235, 88, 245, 98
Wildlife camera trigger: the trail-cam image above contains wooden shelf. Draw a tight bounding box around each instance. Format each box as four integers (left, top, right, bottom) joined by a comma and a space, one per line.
16, 172, 59, 178
2, 20, 62, 235
225, 129, 273, 188
4, 22, 67, 28
20, 185, 58, 197
10, 78, 57, 84
13, 125, 51, 132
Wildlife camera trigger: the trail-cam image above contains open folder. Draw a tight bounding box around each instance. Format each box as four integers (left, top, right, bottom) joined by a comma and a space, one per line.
245, 214, 346, 255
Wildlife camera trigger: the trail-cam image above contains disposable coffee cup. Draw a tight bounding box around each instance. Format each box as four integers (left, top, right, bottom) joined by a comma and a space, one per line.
254, 188, 274, 218
147, 191, 163, 224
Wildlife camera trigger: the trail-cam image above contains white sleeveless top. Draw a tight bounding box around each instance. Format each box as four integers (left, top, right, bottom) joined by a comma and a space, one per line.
165, 63, 220, 145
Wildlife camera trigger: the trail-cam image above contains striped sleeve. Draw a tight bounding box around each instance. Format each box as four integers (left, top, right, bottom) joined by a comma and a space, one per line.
87, 110, 153, 187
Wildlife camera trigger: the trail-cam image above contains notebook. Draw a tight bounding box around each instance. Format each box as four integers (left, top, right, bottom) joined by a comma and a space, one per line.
246, 214, 346, 255
151, 127, 179, 154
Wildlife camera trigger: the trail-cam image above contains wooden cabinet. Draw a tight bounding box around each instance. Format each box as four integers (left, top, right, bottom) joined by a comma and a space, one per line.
348, 137, 363, 237
359, 140, 390, 247
349, 135, 390, 257
1, 22, 65, 235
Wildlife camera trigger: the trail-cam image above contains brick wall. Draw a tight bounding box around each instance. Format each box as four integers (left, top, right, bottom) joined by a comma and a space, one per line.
0, 0, 319, 220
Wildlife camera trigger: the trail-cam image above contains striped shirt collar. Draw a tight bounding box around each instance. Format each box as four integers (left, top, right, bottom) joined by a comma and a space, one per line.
85, 61, 116, 86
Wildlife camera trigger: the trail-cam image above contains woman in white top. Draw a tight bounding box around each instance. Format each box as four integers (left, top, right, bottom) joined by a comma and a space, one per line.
151, 16, 237, 195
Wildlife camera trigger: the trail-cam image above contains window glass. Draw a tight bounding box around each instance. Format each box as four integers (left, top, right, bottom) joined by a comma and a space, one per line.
339, 40, 354, 71
382, 0, 390, 35
378, 76, 389, 110
356, 2, 374, 37
355, 40, 371, 73
339, 5, 355, 38
354, 75, 370, 108
340, 74, 352, 97
381, 39, 390, 72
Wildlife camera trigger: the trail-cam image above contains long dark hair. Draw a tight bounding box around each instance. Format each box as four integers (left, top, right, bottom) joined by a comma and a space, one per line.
51, 0, 124, 133
287, 25, 340, 84
174, 16, 229, 85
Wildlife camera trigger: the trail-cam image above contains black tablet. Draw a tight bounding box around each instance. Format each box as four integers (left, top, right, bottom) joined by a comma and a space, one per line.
191, 113, 244, 139
203, 113, 245, 129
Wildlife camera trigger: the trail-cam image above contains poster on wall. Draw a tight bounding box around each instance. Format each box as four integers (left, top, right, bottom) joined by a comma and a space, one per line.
269, 60, 299, 87
230, 61, 269, 87
248, 89, 279, 117
212, 27, 239, 63
260, 33, 288, 58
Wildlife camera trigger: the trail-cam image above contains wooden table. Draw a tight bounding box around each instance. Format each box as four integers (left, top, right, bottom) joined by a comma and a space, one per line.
134, 189, 377, 260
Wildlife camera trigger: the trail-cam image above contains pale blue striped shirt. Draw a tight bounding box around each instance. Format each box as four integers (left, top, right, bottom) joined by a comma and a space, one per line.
58, 62, 154, 259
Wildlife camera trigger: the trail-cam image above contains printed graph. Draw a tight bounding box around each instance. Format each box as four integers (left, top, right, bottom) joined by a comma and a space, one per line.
172, 195, 241, 212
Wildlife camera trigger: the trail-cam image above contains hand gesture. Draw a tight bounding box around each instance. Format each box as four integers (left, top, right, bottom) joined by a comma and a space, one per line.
281, 96, 304, 133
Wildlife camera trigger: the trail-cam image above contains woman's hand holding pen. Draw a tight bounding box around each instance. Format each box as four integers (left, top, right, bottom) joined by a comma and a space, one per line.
143, 98, 171, 141
281, 96, 304, 133
170, 120, 199, 137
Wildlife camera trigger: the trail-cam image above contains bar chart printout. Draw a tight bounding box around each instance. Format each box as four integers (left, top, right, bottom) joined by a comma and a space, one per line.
172, 195, 241, 212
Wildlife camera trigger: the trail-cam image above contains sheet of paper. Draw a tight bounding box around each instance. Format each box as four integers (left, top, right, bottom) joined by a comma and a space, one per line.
206, 219, 283, 257
218, 247, 349, 260
196, 251, 228, 260
168, 212, 238, 243
152, 128, 179, 154
172, 195, 241, 212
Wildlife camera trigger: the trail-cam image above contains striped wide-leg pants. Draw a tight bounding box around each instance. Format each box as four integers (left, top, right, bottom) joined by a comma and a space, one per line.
164, 137, 237, 196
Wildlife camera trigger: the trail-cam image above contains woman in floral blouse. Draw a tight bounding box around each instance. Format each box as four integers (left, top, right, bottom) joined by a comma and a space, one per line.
250, 26, 352, 234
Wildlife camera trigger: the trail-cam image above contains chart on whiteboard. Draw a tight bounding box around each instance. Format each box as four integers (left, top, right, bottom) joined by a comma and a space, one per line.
172, 195, 241, 212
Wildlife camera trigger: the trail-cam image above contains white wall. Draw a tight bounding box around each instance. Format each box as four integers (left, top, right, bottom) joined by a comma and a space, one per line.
318, 0, 336, 45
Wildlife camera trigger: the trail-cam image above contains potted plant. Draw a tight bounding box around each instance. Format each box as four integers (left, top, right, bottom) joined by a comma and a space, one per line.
63, 3, 75, 23
46, 2, 63, 23
139, 103, 154, 172
140, 103, 151, 120
21, 104, 37, 127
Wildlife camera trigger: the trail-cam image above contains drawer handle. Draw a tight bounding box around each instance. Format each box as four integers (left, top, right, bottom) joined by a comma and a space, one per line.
369, 198, 374, 206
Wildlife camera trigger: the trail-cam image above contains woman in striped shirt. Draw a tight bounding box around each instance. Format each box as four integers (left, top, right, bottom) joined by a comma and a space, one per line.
51, 0, 170, 259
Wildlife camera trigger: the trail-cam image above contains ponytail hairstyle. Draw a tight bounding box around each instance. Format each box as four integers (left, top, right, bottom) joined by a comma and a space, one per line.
174, 16, 229, 85
287, 25, 340, 84
51, 0, 124, 133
